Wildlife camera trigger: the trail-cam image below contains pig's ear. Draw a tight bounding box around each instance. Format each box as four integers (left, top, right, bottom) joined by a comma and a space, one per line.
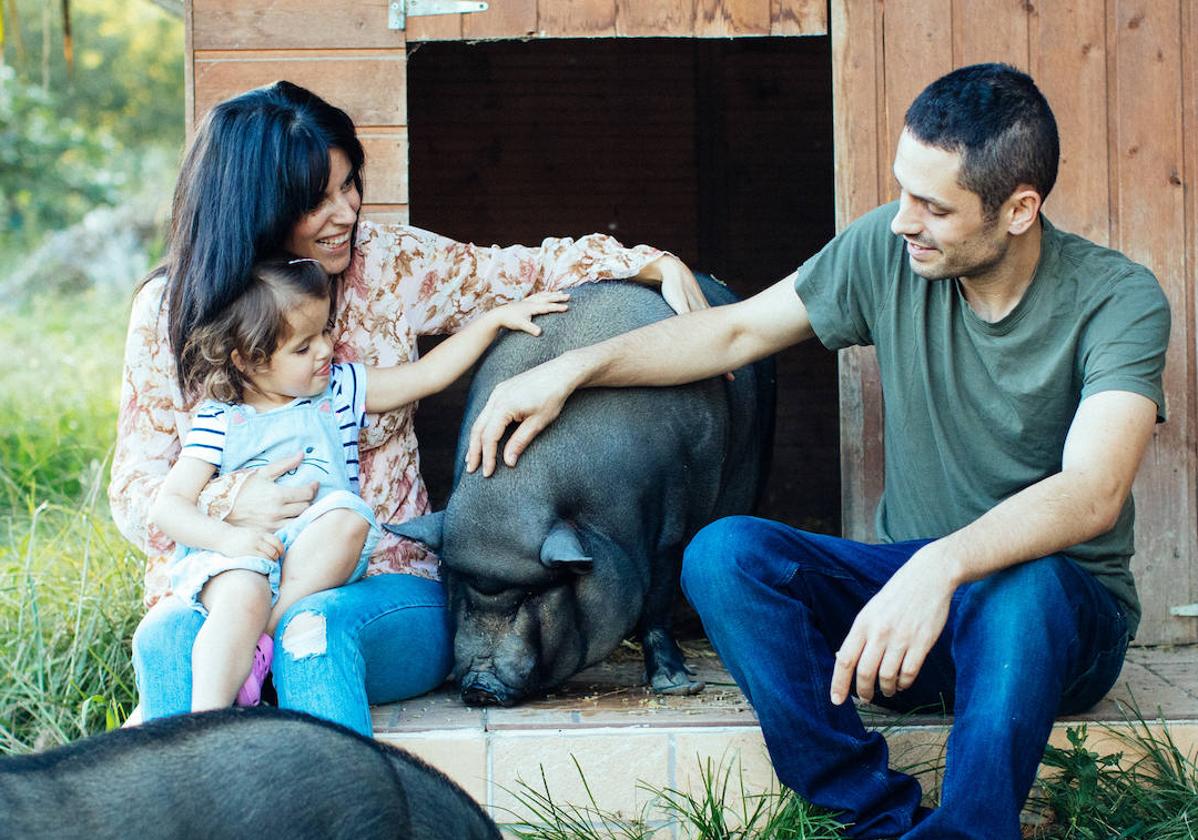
384, 512, 445, 551
540, 521, 593, 574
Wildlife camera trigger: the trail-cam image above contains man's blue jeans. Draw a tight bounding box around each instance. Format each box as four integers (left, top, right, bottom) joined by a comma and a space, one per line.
681, 516, 1130, 839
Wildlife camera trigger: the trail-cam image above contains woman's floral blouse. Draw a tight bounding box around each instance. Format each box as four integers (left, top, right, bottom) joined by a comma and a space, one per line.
110, 221, 664, 606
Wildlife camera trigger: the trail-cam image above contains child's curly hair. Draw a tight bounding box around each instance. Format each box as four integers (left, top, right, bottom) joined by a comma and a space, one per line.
179, 257, 333, 404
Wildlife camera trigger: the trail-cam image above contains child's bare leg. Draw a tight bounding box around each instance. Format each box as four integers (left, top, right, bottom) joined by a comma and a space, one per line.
266, 510, 369, 635
192, 569, 272, 711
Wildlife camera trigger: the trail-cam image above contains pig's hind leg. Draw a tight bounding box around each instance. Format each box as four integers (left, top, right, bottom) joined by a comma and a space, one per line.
640, 552, 705, 695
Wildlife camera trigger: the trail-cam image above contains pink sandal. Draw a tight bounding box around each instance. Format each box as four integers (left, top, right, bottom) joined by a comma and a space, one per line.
235, 633, 274, 707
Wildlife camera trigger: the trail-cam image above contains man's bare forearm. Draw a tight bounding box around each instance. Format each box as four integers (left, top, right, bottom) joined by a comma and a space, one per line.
934, 390, 1157, 586
934, 468, 1126, 587
562, 276, 811, 391
556, 308, 751, 391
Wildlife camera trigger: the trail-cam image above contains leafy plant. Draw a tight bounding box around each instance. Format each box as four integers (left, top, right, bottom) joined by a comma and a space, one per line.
1032, 703, 1198, 839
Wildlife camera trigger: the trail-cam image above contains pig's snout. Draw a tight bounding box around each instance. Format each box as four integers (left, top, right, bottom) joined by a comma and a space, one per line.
460, 670, 519, 707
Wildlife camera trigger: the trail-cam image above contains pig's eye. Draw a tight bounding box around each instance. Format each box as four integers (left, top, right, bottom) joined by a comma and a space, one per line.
468, 577, 509, 597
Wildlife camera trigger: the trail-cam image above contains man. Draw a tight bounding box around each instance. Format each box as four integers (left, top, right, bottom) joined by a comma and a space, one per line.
463, 64, 1170, 838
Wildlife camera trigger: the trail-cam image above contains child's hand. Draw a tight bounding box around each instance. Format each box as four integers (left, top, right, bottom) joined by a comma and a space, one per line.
491, 291, 570, 336
220, 526, 284, 561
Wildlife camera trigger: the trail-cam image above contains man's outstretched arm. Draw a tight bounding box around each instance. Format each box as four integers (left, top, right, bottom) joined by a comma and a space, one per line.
465, 273, 815, 476
830, 389, 1159, 706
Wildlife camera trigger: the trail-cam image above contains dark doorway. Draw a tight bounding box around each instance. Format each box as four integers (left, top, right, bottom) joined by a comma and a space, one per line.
407, 36, 839, 534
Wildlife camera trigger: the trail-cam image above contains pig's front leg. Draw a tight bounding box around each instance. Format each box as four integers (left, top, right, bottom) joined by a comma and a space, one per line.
642, 625, 705, 694
639, 551, 705, 695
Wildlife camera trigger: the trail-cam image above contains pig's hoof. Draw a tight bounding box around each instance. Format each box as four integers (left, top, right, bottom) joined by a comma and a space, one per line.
650, 672, 706, 695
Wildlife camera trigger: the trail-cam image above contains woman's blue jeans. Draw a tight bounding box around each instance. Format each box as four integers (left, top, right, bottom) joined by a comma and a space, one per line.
681, 516, 1130, 840
131, 573, 453, 736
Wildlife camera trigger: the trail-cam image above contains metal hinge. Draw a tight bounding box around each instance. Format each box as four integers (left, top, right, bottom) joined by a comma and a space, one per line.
389, 0, 489, 30
1170, 603, 1198, 617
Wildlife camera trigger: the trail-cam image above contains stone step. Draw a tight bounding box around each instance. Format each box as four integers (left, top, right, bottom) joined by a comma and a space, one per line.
371, 643, 1198, 833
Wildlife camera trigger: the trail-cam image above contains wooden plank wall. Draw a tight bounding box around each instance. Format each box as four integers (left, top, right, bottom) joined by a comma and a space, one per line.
405, 0, 825, 40
187, 0, 411, 223
831, 0, 1198, 645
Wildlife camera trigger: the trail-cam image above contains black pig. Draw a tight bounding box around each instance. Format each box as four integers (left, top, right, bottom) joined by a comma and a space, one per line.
389, 277, 774, 707
0, 708, 500, 839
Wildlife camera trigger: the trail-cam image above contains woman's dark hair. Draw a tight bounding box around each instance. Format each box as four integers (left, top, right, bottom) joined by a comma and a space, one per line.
904, 63, 1059, 220
181, 257, 332, 403
156, 81, 364, 399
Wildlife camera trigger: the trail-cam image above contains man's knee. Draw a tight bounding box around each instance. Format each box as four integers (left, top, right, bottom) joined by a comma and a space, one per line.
960, 556, 1071, 629
682, 516, 760, 594
682, 516, 798, 614
954, 556, 1077, 683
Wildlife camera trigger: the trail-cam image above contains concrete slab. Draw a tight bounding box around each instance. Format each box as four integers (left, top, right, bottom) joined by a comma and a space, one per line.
372, 642, 1198, 827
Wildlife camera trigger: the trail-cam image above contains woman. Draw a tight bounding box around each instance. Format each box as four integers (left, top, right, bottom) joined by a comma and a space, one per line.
111, 80, 707, 736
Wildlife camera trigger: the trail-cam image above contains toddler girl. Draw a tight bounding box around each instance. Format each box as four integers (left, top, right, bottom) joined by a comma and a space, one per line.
151, 256, 568, 710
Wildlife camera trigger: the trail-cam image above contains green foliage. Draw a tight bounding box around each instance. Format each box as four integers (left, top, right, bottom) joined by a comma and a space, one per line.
0, 0, 183, 259
2, 0, 185, 147
648, 757, 844, 839
0, 67, 121, 251
0, 0, 173, 753
502, 757, 654, 840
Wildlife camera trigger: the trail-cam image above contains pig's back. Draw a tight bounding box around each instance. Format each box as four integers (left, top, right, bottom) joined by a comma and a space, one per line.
453, 279, 772, 536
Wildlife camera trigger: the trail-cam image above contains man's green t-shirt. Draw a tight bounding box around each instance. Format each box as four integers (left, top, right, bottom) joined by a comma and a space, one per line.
794, 202, 1170, 637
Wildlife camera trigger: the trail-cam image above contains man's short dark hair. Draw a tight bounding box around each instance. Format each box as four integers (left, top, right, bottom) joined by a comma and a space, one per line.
905, 63, 1059, 220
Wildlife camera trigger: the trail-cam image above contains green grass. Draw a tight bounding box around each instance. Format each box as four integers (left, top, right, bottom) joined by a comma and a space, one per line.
0, 289, 141, 753
0, 291, 129, 505
500, 755, 845, 839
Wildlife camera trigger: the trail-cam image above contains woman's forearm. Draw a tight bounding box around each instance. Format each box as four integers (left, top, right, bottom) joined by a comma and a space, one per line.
366, 314, 501, 412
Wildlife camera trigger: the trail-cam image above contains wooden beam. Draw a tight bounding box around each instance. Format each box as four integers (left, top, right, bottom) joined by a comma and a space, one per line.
538, 0, 616, 37
951, 0, 1029, 70
695, 0, 771, 36
192, 49, 407, 127
832, 0, 886, 540
616, 0, 694, 36
192, 0, 405, 50
771, 0, 827, 36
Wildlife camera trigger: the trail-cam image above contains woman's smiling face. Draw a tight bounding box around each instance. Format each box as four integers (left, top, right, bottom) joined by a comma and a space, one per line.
284, 147, 362, 275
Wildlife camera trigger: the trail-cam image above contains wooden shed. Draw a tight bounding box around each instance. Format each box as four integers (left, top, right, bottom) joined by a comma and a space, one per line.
185, 0, 1198, 647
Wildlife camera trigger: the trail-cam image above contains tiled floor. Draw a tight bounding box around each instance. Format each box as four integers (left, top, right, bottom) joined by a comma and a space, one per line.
372, 642, 1198, 828
374, 641, 1198, 732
